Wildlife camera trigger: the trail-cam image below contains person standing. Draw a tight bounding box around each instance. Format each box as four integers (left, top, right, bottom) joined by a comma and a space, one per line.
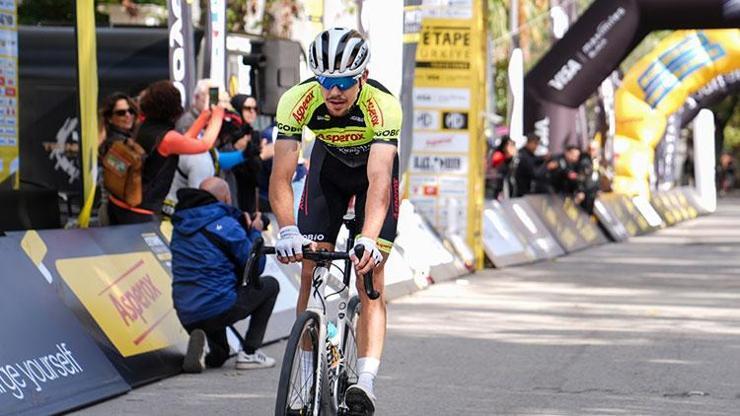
175, 79, 212, 133
98, 92, 138, 156
230, 94, 263, 212
106, 80, 224, 225
514, 134, 547, 197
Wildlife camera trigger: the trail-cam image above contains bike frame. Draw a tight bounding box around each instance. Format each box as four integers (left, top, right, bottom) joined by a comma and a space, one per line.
304, 215, 358, 415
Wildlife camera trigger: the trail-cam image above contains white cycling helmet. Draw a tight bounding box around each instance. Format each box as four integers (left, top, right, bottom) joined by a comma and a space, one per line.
308, 28, 370, 78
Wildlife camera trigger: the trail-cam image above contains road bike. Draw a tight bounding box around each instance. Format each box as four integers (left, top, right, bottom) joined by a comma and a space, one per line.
245, 213, 379, 416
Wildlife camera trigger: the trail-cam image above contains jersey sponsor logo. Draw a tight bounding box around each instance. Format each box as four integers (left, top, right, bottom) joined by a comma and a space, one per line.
366, 97, 384, 127
373, 129, 400, 141
350, 115, 364, 123
292, 89, 315, 123
317, 114, 331, 121
317, 132, 365, 143
302, 233, 325, 242
276, 121, 301, 134
335, 144, 371, 155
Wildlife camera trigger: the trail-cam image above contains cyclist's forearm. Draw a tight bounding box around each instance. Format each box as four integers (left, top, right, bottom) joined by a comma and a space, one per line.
360, 179, 390, 240
270, 179, 296, 228
270, 139, 301, 228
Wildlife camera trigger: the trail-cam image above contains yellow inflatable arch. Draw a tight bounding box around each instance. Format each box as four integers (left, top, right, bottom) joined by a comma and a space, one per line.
614, 29, 740, 195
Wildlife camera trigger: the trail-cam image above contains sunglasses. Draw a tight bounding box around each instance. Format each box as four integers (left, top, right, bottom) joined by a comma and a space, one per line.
317, 75, 361, 91
113, 108, 136, 116
243, 106, 258, 112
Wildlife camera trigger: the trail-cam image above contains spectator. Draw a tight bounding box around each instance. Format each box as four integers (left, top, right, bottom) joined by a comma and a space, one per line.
161, 146, 257, 219
106, 80, 224, 225
176, 79, 212, 133
489, 136, 517, 199
171, 176, 279, 373
514, 134, 547, 196
545, 145, 585, 204
577, 142, 601, 213
229, 94, 263, 212
98, 92, 138, 157
718, 152, 736, 196
257, 123, 277, 211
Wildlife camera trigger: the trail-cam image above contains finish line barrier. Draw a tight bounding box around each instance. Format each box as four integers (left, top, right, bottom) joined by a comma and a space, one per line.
0, 188, 710, 412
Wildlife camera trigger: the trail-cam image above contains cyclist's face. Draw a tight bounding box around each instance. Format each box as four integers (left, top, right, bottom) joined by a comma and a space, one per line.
321, 71, 368, 117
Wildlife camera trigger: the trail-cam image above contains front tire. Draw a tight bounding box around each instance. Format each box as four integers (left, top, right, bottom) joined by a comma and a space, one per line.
275, 310, 325, 416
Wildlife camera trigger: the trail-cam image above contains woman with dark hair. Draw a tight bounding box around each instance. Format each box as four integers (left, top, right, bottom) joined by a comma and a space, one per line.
99, 92, 137, 156
227, 94, 262, 212
107, 80, 225, 225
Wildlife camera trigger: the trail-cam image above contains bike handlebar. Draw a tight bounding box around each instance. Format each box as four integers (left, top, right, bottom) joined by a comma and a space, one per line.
260, 246, 350, 262
245, 237, 380, 300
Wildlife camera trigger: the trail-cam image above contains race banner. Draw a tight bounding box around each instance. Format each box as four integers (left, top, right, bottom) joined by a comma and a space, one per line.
75, 0, 99, 228
13, 224, 189, 387
0, 0, 17, 188
407, 0, 488, 267
168, 0, 196, 108
523, 0, 740, 156
0, 235, 129, 416
614, 29, 740, 195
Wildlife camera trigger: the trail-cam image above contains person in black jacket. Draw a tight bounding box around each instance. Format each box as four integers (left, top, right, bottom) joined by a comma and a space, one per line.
229, 94, 263, 213
514, 134, 547, 197
545, 145, 584, 202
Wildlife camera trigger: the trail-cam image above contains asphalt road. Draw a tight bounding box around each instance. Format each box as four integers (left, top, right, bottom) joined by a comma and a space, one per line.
74, 197, 740, 416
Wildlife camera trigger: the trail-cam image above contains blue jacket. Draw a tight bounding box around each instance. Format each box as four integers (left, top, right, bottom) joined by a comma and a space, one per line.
170, 188, 265, 325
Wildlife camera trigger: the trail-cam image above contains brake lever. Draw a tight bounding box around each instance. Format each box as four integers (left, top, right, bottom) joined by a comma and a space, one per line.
353, 245, 380, 300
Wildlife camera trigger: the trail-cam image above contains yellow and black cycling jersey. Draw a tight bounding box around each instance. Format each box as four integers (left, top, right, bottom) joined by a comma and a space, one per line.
275, 78, 402, 168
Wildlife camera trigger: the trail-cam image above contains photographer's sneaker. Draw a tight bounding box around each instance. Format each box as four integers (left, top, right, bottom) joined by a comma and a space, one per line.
344, 384, 376, 416
236, 349, 276, 369
182, 329, 206, 373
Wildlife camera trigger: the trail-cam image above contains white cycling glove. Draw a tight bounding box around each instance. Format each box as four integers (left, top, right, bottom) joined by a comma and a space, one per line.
351, 236, 383, 266
276, 225, 312, 259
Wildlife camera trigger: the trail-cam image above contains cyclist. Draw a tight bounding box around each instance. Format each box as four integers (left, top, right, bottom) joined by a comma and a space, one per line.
269, 27, 401, 416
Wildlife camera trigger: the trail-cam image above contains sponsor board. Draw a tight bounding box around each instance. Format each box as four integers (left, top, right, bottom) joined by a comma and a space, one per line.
420, 0, 473, 19
482, 201, 533, 266
442, 111, 468, 130
409, 0, 486, 266
410, 154, 467, 174
411, 131, 469, 153
0, 0, 16, 185
409, 175, 440, 197
56, 252, 187, 357
413, 110, 440, 130
413, 87, 470, 109
524, 195, 608, 253
502, 199, 565, 260
0, 236, 129, 416
439, 176, 468, 197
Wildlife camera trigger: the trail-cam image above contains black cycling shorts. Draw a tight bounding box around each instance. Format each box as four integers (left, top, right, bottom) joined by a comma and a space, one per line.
297, 141, 399, 253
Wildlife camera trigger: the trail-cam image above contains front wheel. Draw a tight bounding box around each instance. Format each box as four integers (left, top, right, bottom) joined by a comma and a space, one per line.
275, 310, 325, 416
